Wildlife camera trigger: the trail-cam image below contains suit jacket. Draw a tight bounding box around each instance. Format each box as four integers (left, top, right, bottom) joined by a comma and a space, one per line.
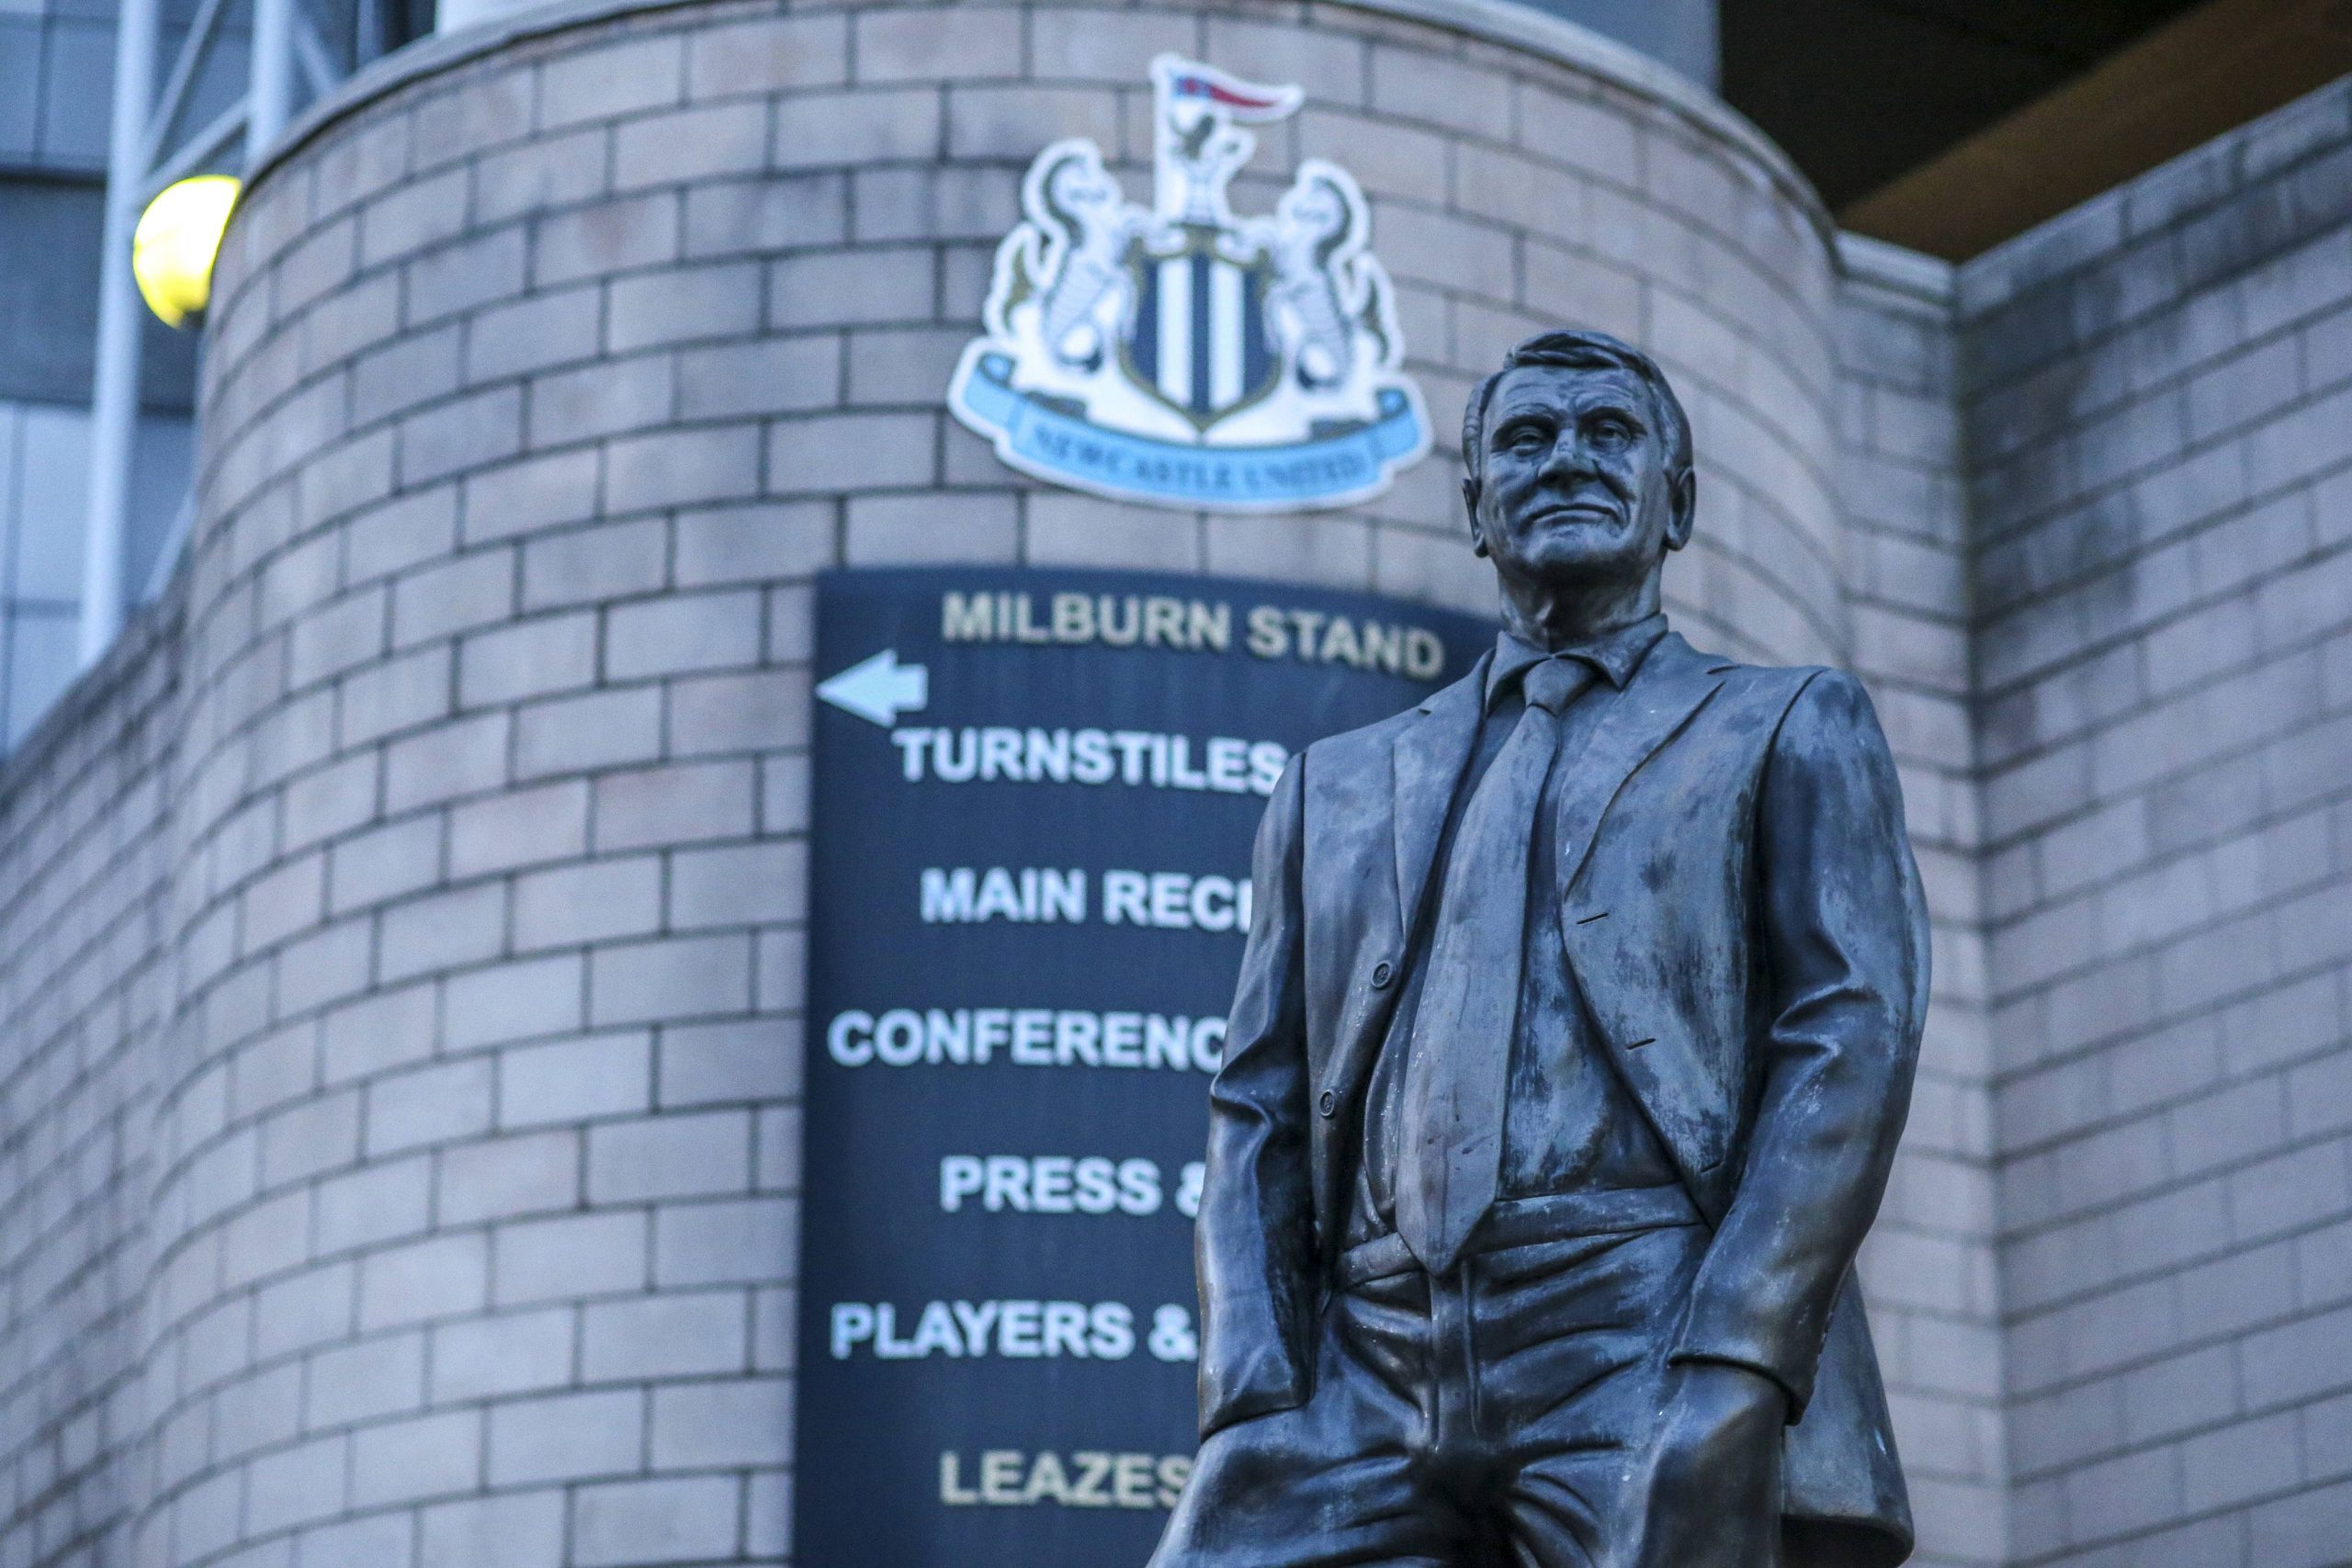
1193, 630, 1929, 1568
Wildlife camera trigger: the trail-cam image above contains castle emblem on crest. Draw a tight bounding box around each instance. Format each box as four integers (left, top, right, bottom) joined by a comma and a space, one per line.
947, 56, 1431, 512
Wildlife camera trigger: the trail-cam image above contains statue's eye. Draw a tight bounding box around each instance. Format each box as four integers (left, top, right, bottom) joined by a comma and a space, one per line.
1589, 418, 1634, 448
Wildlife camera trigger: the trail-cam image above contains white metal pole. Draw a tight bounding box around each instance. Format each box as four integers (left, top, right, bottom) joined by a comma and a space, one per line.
77, 0, 163, 668
248, 0, 298, 160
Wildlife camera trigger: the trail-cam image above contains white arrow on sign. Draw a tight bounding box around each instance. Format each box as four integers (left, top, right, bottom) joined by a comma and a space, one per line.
816, 649, 929, 727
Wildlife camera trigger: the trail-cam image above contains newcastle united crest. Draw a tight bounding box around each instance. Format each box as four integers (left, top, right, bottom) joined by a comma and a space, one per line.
947, 56, 1431, 513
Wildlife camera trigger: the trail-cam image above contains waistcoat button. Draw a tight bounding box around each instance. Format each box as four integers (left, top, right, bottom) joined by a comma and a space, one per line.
1370, 961, 1393, 988
1317, 1089, 1337, 1116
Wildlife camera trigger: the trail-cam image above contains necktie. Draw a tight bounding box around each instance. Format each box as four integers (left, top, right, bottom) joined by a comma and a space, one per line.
1395, 655, 1592, 1273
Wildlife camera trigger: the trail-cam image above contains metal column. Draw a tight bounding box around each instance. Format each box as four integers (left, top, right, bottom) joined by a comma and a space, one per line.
76, 0, 162, 667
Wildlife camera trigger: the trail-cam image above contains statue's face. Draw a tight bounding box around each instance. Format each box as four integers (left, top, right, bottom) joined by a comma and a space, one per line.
1466, 363, 1692, 593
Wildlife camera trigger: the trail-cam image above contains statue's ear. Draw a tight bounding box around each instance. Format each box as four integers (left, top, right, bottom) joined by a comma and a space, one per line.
1665, 468, 1697, 553
1463, 477, 1487, 558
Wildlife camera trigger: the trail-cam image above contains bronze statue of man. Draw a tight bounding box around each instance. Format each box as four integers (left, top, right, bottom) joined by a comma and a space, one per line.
1150, 330, 1927, 1568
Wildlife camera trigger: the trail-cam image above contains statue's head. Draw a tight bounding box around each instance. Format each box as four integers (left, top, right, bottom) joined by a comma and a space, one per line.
1461, 329, 1695, 603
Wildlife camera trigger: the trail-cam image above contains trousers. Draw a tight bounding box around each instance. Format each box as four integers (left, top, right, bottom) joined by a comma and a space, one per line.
1151, 1210, 1711, 1568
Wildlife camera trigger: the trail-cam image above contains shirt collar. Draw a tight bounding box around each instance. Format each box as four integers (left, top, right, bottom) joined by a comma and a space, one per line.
1485, 614, 1668, 711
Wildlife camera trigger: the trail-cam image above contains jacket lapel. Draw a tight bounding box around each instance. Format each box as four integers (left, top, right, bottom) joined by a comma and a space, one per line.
1391, 652, 1490, 931
1554, 634, 1725, 896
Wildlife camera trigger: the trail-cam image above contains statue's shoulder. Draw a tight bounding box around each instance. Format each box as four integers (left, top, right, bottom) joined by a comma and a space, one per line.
1672, 640, 1886, 752
1299, 695, 1431, 769
1664, 635, 1835, 713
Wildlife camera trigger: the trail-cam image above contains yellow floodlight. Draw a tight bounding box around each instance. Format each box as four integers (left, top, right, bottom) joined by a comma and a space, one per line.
133, 175, 241, 330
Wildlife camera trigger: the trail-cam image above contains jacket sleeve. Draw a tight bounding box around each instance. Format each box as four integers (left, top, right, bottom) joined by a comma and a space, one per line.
1193, 752, 1321, 1438
1670, 669, 1929, 1417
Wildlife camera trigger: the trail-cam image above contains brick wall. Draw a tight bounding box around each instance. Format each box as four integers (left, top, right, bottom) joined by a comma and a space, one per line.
0, 590, 181, 1568
1837, 235, 2005, 1568
1962, 76, 2352, 1568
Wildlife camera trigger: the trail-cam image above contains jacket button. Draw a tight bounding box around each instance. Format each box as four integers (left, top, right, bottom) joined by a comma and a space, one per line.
1317, 1090, 1337, 1117
1370, 961, 1393, 989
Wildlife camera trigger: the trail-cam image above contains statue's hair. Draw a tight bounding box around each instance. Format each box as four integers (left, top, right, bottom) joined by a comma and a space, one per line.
1460, 329, 1692, 490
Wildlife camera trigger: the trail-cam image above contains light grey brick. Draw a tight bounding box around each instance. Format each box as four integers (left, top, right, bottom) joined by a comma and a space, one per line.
530, 191, 681, 288
352, 323, 463, 429
391, 547, 516, 649
487, 1387, 644, 1487
304, 1330, 425, 1428
514, 686, 664, 778
321, 981, 437, 1086
684, 173, 849, 258
242, 852, 326, 952
767, 410, 936, 493
768, 246, 933, 327
759, 752, 809, 835
448, 780, 590, 876
588, 1111, 752, 1202
590, 933, 753, 1026
255, 1261, 357, 1362
493, 1208, 650, 1307
463, 450, 604, 545
429, 1305, 577, 1403
436, 1129, 582, 1227
845, 488, 1017, 563
521, 517, 671, 610
215, 1361, 305, 1461
571, 1475, 740, 1568
465, 286, 604, 383
260, 1089, 364, 1187
314, 1156, 434, 1255
366, 1056, 495, 1156
652, 1196, 795, 1287
593, 759, 757, 851
346, 486, 461, 585
688, 12, 849, 97
605, 423, 763, 513
673, 502, 835, 585
403, 226, 528, 327
605, 590, 763, 678
498, 1031, 652, 1128
608, 261, 763, 352
1029, 6, 1197, 81
755, 928, 807, 1013
659, 1018, 798, 1110
420, 1489, 566, 1568
289, 587, 389, 690
855, 6, 1019, 80
340, 642, 454, 749
676, 334, 841, 419
538, 34, 684, 130
457, 613, 599, 708
444, 953, 586, 1051
358, 1229, 491, 1330
615, 100, 770, 189
401, 385, 526, 487
945, 85, 1122, 162
347, 1407, 481, 1507
513, 856, 664, 949
526, 355, 674, 456
667, 840, 805, 928
581, 1290, 748, 1382
650, 1376, 791, 1468
247, 1433, 349, 1534
378, 879, 507, 982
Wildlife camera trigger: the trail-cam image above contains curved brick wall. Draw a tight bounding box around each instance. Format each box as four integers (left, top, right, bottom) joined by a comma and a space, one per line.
15, 3, 1878, 1564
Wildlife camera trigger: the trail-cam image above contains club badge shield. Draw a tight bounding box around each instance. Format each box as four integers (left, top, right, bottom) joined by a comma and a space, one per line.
948, 56, 1432, 513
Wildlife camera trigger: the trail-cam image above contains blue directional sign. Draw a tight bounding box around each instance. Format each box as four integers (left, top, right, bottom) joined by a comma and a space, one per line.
796, 566, 1489, 1567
